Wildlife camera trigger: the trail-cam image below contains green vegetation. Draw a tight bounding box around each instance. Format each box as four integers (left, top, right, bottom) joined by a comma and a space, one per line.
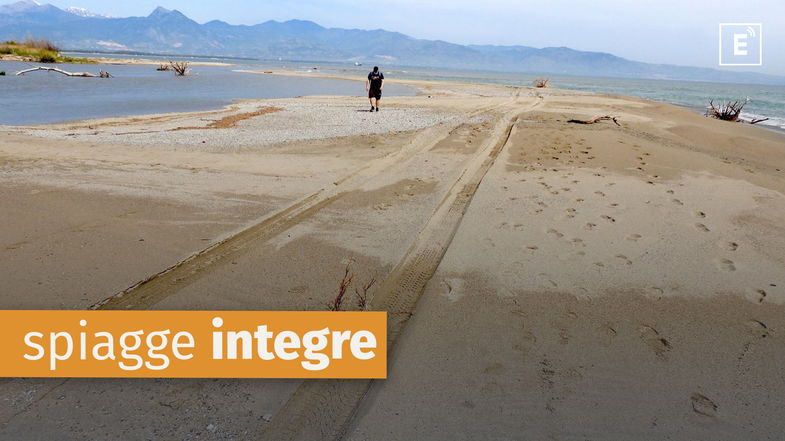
0, 38, 93, 64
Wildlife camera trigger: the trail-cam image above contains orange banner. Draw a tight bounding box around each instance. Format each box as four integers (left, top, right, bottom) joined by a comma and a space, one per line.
0, 311, 387, 379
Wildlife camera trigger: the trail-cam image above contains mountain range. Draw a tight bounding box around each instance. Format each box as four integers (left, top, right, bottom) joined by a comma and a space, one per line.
1, 0, 783, 85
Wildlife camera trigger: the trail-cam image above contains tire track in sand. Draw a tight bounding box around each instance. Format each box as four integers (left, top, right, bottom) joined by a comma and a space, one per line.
90, 101, 510, 311
3, 93, 533, 431
257, 102, 531, 441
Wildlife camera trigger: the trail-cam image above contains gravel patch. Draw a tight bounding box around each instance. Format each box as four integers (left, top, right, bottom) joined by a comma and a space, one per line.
14, 98, 459, 152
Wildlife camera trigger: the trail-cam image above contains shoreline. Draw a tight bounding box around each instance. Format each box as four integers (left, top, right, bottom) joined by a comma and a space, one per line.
3, 62, 783, 136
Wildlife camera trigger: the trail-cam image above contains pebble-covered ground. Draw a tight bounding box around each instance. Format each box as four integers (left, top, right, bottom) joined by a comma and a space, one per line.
11, 98, 459, 151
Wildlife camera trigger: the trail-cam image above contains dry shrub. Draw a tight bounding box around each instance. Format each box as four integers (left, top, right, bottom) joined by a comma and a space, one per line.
327, 265, 354, 311
355, 276, 376, 311
533, 78, 550, 88
169, 61, 190, 76
23, 37, 59, 52
327, 264, 377, 311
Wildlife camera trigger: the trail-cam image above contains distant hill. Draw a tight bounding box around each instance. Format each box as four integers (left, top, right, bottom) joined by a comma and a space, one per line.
2, 0, 783, 85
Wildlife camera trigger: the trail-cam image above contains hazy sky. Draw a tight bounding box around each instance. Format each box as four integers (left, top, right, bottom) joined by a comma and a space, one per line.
44, 0, 785, 75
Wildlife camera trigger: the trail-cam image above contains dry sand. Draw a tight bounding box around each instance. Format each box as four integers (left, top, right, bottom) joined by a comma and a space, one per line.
1, 75, 784, 440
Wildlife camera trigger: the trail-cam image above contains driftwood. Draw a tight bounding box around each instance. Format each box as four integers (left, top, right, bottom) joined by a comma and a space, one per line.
169, 61, 190, 76
15, 66, 111, 78
533, 78, 550, 88
568, 115, 621, 126
708, 100, 745, 122
707, 100, 771, 125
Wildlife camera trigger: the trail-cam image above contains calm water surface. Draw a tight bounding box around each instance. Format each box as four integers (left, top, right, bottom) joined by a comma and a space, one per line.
2, 56, 784, 130
0, 60, 416, 125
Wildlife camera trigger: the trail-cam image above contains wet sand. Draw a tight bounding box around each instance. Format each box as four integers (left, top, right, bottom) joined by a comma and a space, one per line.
1, 77, 784, 440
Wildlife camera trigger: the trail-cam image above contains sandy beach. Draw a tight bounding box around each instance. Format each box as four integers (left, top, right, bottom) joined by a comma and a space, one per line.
1, 75, 784, 440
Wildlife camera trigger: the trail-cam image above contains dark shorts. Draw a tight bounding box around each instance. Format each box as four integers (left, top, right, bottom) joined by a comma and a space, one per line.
369, 89, 382, 100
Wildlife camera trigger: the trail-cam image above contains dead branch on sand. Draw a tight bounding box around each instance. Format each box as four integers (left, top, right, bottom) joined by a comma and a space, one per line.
355, 276, 377, 311
15, 66, 111, 77
707, 100, 745, 122
169, 61, 190, 76
156, 64, 170, 71
326, 263, 377, 311
533, 78, 550, 88
568, 115, 621, 126
749, 117, 770, 125
327, 264, 355, 311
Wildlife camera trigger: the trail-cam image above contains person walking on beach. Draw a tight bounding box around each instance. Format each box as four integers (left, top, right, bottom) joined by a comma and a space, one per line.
366, 66, 384, 112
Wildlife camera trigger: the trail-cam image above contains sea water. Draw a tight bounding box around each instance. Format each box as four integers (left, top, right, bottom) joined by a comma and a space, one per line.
378, 67, 785, 131
2, 56, 784, 131
0, 60, 416, 126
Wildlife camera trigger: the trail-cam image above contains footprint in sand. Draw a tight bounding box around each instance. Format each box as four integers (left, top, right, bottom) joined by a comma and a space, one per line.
694, 211, 707, 218
547, 228, 564, 239
608, 203, 619, 208
598, 323, 618, 345
749, 289, 768, 303
724, 242, 739, 251
744, 320, 769, 339
691, 393, 719, 417
569, 238, 586, 248
584, 223, 597, 231
716, 258, 736, 272
666, 190, 675, 195
595, 191, 606, 197
626, 234, 642, 242
639, 325, 671, 359
615, 254, 633, 265
694, 223, 711, 232
601, 215, 616, 223
671, 199, 684, 206
527, 245, 539, 251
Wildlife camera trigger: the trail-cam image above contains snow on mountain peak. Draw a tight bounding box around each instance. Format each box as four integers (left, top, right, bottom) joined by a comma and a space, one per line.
65, 6, 111, 18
